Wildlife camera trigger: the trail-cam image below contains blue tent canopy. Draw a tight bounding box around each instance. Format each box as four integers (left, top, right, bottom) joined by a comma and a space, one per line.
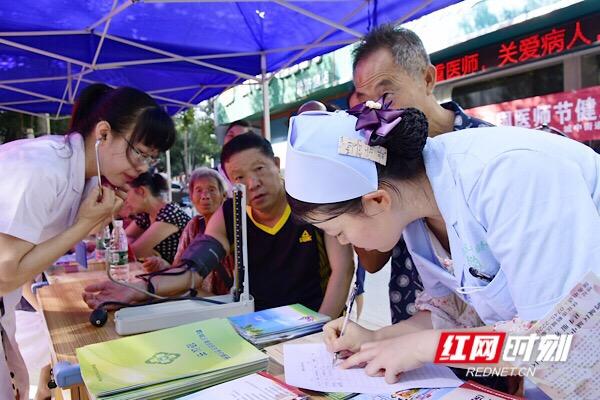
0, 0, 460, 124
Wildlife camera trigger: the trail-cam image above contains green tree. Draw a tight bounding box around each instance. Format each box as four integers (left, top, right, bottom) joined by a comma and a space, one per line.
0, 111, 24, 143
168, 105, 220, 177
0, 110, 70, 144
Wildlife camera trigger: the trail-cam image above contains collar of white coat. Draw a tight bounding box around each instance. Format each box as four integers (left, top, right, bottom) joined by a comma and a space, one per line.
60, 133, 86, 195
422, 138, 459, 228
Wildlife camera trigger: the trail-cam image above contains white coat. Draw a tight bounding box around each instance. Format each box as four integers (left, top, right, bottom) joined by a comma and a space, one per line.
0, 133, 87, 399
404, 126, 600, 324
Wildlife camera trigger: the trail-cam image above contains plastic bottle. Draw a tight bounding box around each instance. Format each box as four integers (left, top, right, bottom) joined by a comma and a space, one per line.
95, 225, 111, 261
108, 220, 129, 282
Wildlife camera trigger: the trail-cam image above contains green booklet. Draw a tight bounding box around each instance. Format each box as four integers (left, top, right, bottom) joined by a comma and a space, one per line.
77, 318, 268, 399
228, 304, 330, 346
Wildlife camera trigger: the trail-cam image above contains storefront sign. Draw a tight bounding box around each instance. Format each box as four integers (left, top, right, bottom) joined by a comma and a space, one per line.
435, 13, 600, 82
465, 85, 600, 141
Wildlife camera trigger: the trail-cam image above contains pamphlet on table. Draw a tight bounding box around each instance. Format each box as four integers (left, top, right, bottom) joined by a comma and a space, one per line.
228, 303, 330, 347
77, 318, 268, 400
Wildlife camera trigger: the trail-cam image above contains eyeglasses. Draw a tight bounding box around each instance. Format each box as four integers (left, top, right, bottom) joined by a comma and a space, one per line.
122, 136, 159, 166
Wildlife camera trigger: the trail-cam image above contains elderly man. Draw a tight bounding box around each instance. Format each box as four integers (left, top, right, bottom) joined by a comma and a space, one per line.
351, 24, 492, 324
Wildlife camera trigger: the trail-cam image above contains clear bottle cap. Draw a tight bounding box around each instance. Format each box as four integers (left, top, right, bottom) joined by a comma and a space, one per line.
113, 220, 123, 228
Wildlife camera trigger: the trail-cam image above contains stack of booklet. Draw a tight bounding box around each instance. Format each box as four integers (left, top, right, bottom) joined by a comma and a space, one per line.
76, 318, 269, 400
228, 304, 331, 347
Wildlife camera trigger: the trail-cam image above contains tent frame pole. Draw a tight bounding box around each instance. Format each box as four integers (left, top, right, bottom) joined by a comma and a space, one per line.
272, 0, 362, 38
261, 53, 271, 141
270, 0, 368, 76
0, 99, 47, 106
93, 38, 355, 70
87, 0, 133, 31
104, 33, 261, 82
0, 84, 66, 103
0, 38, 92, 68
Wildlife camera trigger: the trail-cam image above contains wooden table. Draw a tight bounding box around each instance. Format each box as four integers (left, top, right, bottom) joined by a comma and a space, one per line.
37, 267, 337, 400
37, 269, 120, 400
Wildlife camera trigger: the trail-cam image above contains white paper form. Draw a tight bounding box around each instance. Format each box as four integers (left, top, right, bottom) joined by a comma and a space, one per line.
283, 343, 462, 394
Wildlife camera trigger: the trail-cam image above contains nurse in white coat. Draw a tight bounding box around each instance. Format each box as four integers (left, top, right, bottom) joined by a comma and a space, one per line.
0, 84, 176, 399
284, 105, 600, 385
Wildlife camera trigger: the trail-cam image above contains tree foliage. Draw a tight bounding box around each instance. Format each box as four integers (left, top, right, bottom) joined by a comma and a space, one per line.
0, 111, 69, 144
166, 105, 220, 176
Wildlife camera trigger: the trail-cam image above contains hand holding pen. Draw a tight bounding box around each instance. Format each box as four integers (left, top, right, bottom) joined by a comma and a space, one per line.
322, 282, 377, 366
331, 282, 359, 366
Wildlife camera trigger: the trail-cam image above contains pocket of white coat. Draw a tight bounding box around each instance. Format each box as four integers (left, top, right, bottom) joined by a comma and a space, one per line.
460, 268, 517, 323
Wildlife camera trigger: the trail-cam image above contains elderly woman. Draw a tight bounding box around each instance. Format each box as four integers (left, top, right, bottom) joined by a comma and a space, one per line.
143, 167, 234, 295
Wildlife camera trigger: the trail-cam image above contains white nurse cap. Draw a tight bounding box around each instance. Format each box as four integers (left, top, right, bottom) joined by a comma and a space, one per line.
285, 110, 379, 204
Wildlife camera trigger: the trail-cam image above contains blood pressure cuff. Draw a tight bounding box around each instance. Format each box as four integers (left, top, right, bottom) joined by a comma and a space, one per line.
179, 234, 226, 278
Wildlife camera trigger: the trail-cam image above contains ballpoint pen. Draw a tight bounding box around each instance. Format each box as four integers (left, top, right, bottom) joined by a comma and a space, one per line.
332, 281, 359, 366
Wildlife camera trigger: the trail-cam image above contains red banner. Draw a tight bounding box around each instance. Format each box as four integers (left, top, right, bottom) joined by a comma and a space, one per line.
434, 13, 600, 82
465, 85, 600, 141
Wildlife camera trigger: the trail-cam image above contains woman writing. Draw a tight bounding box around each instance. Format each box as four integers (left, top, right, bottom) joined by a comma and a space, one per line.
125, 172, 191, 264
284, 102, 600, 393
0, 83, 176, 398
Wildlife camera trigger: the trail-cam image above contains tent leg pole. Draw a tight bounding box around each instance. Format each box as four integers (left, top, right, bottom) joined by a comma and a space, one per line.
45, 113, 51, 134
261, 53, 271, 141
166, 150, 173, 202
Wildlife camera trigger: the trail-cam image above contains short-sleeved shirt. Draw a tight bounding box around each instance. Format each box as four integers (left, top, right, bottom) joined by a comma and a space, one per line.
222, 199, 328, 311
0, 133, 89, 399
134, 202, 191, 263
407, 127, 600, 323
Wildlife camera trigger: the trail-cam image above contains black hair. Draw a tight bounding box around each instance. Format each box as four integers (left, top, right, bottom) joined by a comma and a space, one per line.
226, 119, 251, 133
129, 172, 168, 197
220, 132, 275, 173
69, 83, 112, 131
325, 102, 341, 112
352, 25, 430, 77
287, 108, 429, 223
68, 83, 176, 153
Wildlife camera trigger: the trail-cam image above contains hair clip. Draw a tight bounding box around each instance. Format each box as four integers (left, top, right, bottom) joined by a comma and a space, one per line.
347, 94, 405, 146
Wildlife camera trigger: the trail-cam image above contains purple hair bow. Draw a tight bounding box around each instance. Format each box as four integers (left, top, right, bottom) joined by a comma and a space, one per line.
347, 94, 405, 145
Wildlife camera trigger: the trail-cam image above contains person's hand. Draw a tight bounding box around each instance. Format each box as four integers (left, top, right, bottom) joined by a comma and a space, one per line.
323, 317, 376, 354
82, 280, 146, 310
340, 331, 437, 383
142, 256, 170, 273
76, 186, 123, 227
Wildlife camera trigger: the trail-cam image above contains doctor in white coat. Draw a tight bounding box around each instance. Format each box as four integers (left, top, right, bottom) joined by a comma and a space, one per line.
0, 84, 176, 398
284, 104, 600, 387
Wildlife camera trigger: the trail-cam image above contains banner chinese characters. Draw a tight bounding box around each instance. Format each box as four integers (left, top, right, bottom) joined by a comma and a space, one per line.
434, 13, 600, 82
466, 85, 600, 141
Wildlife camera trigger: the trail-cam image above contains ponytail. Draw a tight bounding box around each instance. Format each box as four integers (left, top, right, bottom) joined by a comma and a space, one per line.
68, 83, 112, 134
130, 172, 168, 197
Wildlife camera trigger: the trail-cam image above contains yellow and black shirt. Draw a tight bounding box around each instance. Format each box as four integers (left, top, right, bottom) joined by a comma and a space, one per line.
223, 198, 328, 311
